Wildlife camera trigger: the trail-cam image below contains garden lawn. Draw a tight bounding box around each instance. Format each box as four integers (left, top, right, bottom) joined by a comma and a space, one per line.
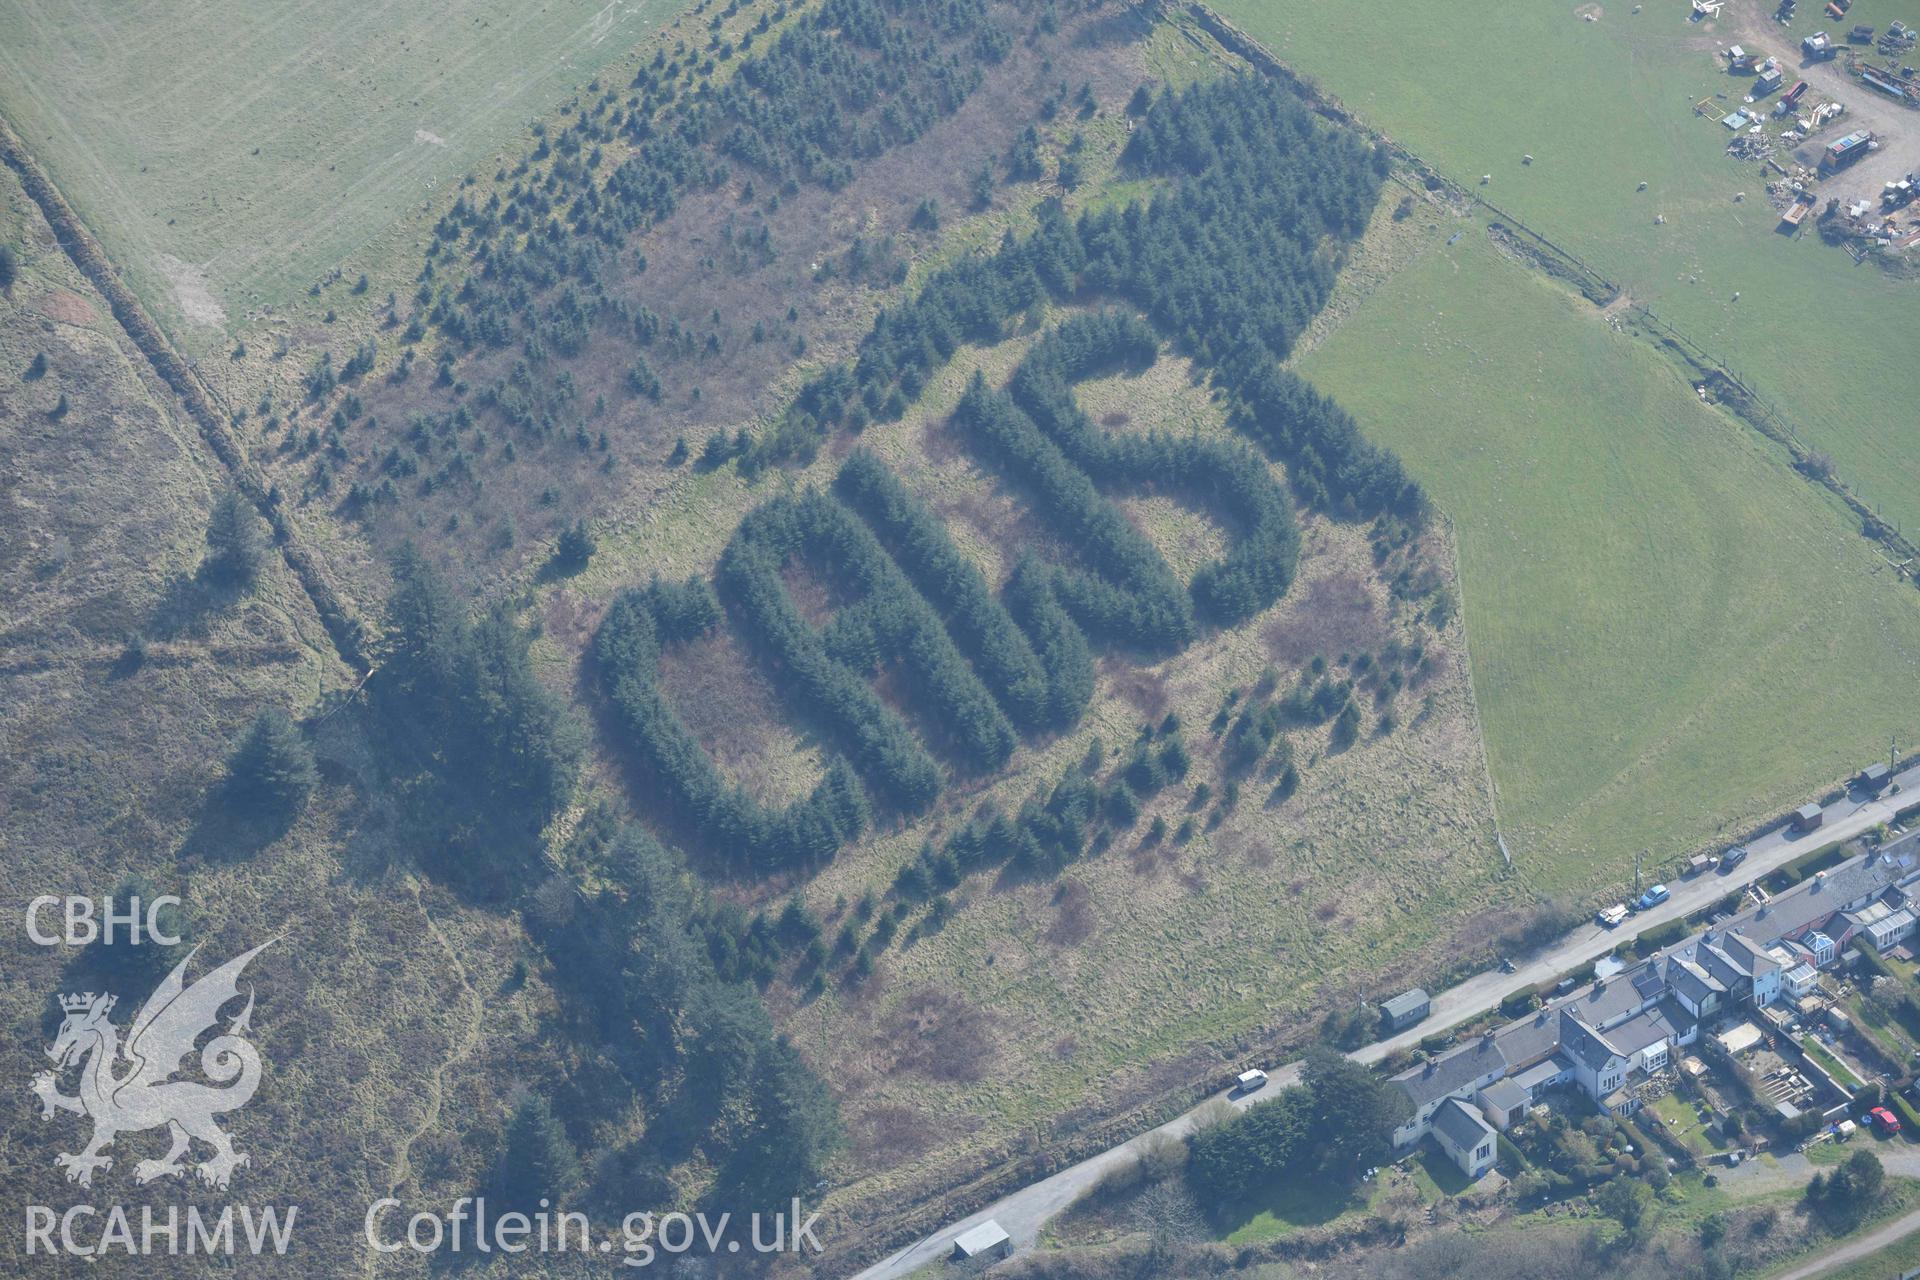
1803, 1035, 1868, 1089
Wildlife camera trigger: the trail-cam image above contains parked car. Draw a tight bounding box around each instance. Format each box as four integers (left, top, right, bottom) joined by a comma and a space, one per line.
1720, 846, 1750, 873
1871, 1105, 1903, 1136
1597, 904, 1629, 928
1636, 884, 1671, 911
1233, 1069, 1268, 1095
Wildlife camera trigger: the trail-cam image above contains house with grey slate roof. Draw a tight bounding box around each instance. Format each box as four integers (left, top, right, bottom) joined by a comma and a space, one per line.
1431, 1097, 1498, 1178
1387, 839, 1920, 1178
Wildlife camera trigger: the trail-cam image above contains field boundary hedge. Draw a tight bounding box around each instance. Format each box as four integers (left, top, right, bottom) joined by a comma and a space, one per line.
0, 114, 368, 668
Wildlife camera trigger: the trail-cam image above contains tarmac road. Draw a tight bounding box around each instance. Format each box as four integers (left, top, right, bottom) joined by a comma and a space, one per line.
1772, 1202, 1920, 1280
848, 765, 1920, 1280
1708, 1138, 1920, 1279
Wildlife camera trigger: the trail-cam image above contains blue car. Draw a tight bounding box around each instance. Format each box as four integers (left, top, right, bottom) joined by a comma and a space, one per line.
1636, 884, 1670, 911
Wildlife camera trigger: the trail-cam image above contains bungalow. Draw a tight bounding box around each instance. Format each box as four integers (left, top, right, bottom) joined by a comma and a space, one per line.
1431, 1097, 1498, 1179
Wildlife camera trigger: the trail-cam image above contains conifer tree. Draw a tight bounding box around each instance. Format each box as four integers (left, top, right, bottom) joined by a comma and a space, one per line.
204, 488, 270, 588
224, 708, 317, 822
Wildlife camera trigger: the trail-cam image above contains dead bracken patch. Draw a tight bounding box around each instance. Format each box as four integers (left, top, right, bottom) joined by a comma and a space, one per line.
540, 590, 605, 662
1214, 828, 1275, 868
655, 626, 819, 798
878, 988, 996, 1082
778, 557, 850, 628
1103, 658, 1168, 721
847, 1103, 940, 1170
1264, 571, 1382, 666
938, 482, 1073, 583
1046, 879, 1096, 946
35, 287, 96, 327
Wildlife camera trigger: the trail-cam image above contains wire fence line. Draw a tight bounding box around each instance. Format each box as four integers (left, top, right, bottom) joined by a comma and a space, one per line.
1193, 0, 1918, 567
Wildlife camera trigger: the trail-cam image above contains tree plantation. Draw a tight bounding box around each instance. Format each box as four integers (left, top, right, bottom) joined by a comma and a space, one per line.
586, 76, 1418, 874
278, 1, 1428, 1245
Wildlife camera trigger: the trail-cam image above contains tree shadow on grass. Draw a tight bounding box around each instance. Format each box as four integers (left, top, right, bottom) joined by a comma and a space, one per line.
144, 568, 248, 643
175, 790, 298, 867
1210, 1172, 1368, 1243
1415, 1145, 1477, 1197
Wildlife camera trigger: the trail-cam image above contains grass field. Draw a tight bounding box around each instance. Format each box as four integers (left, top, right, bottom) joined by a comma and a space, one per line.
1222, 1171, 1373, 1244
1216, 0, 1920, 537
0, 0, 698, 341
1297, 203, 1920, 891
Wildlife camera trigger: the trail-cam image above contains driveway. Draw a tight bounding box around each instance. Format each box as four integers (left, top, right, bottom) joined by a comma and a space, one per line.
848, 765, 1920, 1280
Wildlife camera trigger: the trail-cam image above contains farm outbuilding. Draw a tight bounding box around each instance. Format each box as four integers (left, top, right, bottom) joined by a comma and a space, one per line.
952, 1221, 1012, 1263
1382, 988, 1432, 1032
1793, 802, 1826, 831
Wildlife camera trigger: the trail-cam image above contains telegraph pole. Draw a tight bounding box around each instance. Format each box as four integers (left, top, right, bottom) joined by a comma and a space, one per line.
1635, 849, 1644, 895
